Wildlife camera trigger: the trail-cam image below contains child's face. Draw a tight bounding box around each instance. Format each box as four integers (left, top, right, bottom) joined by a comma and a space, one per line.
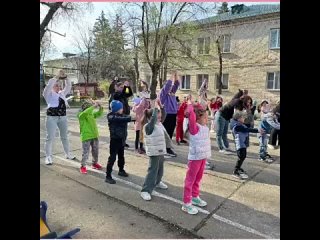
238, 116, 245, 124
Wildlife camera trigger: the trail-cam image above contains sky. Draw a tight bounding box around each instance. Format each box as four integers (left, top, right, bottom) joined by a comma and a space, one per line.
40, 2, 280, 61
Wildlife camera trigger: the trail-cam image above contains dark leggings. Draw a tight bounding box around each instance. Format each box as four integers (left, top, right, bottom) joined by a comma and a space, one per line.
235, 148, 247, 170
135, 130, 143, 150
162, 114, 177, 139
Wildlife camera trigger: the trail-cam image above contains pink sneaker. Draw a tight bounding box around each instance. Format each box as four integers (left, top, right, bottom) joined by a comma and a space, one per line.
80, 166, 87, 174
92, 163, 102, 170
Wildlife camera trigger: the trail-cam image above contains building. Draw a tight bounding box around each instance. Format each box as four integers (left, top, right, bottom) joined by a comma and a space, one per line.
43, 54, 101, 97
139, 4, 280, 103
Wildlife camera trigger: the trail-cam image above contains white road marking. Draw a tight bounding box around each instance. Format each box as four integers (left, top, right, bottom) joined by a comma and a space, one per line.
40, 150, 274, 239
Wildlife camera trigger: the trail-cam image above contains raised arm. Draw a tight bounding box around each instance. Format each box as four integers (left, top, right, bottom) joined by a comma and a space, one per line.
60, 78, 72, 96
159, 80, 173, 103
145, 108, 158, 135
93, 106, 104, 118
187, 104, 199, 135
171, 79, 180, 94
42, 78, 56, 101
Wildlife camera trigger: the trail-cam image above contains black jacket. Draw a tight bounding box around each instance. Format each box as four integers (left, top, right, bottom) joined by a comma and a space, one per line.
107, 113, 132, 145
109, 86, 133, 115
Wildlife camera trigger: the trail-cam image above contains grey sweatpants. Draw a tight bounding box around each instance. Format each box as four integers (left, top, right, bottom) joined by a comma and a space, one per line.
45, 116, 70, 158
141, 155, 164, 194
81, 138, 99, 167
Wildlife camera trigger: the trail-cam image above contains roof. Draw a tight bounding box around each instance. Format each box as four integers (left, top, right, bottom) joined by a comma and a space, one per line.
196, 4, 280, 25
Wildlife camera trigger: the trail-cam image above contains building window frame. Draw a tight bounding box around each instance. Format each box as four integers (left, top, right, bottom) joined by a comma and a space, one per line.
215, 73, 229, 90
180, 75, 191, 90
267, 71, 280, 91
269, 28, 280, 49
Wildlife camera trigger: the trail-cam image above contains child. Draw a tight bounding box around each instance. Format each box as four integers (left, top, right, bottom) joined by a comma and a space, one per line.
176, 95, 188, 145
132, 97, 150, 154
105, 100, 132, 184
230, 111, 263, 179
208, 96, 223, 132
258, 110, 280, 163
182, 95, 211, 215
77, 100, 104, 174
140, 100, 169, 201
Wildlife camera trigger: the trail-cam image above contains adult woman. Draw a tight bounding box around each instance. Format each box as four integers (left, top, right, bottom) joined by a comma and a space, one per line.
43, 69, 75, 165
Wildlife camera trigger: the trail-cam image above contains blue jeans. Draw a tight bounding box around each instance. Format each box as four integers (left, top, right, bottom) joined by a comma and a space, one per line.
215, 111, 229, 150
258, 133, 269, 159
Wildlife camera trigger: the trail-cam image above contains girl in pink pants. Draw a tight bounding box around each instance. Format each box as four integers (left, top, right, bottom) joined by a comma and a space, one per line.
182, 95, 211, 215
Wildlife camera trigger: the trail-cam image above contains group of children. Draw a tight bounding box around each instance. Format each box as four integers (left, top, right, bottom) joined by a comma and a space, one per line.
75, 81, 280, 215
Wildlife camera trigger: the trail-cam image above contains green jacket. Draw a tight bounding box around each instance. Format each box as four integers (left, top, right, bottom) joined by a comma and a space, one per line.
77, 106, 104, 142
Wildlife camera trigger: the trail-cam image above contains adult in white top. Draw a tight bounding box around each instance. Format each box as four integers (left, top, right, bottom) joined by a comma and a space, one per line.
42, 69, 75, 165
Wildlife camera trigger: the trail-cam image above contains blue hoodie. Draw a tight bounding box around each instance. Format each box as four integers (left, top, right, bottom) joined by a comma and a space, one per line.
230, 119, 259, 150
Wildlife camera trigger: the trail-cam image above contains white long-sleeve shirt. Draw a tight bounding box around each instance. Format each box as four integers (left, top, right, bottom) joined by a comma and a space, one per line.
42, 78, 71, 108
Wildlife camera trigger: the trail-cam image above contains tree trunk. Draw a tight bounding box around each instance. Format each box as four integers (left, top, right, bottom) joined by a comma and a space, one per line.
216, 38, 223, 95
150, 67, 160, 100
40, 2, 63, 45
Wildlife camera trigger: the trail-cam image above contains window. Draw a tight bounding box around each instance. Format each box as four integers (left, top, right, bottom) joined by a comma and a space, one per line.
197, 74, 209, 88
198, 37, 210, 55
270, 28, 280, 49
215, 73, 229, 90
181, 41, 192, 56
220, 35, 231, 53
181, 75, 191, 90
267, 72, 280, 90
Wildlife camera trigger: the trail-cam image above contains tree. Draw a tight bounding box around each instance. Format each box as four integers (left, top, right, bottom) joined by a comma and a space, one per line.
73, 24, 96, 95
218, 2, 229, 14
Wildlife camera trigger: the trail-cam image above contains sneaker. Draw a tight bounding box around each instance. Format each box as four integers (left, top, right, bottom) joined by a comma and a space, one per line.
167, 148, 177, 157
164, 154, 172, 159
80, 166, 87, 174
92, 163, 102, 170
45, 156, 52, 165
66, 154, 76, 160
118, 170, 129, 177
238, 169, 248, 179
125, 143, 130, 148
182, 203, 199, 215
180, 140, 187, 144
105, 176, 116, 184
219, 149, 232, 155
176, 140, 181, 145
232, 171, 243, 179
192, 197, 207, 207
260, 158, 274, 163
156, 181, 168, 189
140, 192, 151, 201
140, 147, 146, 154
267, 144, 276, 150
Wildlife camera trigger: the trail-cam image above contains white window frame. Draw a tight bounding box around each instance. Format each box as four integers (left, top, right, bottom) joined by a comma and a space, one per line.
198, 37, 210, 55
197, 74, 209, 89
180, 75, 191, 90
267, 72, 280, 91
215, 73, 229, 90
269, 28, 280, 49
221, 35, 231, 53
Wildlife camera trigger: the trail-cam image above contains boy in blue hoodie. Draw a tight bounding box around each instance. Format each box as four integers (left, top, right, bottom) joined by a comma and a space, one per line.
258, 110, 280, 163
230, 111, 263, 179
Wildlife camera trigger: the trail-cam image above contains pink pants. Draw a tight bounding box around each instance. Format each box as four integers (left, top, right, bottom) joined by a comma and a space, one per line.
183, 159, 206, 204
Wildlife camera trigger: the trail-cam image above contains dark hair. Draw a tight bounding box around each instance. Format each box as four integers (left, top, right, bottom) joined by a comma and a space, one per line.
139, 80, 149, 92
141, 108, 154, 126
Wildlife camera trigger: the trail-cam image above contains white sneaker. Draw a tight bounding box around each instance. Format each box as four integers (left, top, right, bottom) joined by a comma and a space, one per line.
45, 156, 52, 165
192, 197, 207, 207
156, 181, 168, 189
219, 149, 232, 155
164, 154, 172, 159
66, 154, 76, 160
182, 203, 199, 215
140, 192, 151, 201
239, 173, 249, 179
